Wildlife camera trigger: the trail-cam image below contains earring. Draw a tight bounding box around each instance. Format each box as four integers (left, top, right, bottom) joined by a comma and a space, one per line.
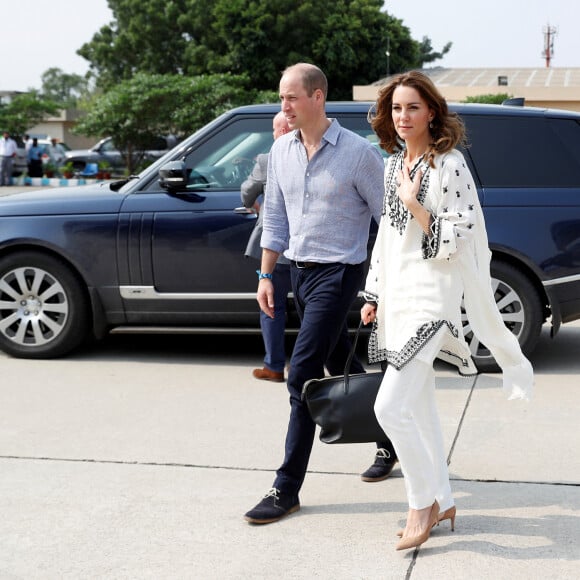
429, 120, 434, 129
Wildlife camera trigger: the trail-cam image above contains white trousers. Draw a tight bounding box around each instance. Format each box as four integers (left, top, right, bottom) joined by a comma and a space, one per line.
374, 356, 454, 511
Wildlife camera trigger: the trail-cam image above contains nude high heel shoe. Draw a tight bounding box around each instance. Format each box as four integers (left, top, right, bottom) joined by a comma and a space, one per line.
395, 500, 439, 551
437, 506, 456, 531
396, 504, 456, 537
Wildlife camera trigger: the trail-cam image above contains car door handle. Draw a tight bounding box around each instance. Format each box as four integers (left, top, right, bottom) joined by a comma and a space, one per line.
234, 206, 256, 215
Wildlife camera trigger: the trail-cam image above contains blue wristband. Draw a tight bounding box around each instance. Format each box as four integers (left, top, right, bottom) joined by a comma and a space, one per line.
256, 270, 273, 280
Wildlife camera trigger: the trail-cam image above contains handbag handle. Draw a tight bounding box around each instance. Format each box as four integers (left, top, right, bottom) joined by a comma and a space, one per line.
342, 320, 365, 393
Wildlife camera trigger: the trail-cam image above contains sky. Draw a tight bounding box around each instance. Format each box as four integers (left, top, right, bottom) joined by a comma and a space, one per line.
1, 0, 579, 93
388, 0, 579, 69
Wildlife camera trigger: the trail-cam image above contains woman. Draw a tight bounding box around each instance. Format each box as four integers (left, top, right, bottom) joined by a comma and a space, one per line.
361, 71, 533, 551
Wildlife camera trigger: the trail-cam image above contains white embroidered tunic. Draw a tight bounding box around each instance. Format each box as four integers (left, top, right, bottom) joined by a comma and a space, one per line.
364, 149, 533, 400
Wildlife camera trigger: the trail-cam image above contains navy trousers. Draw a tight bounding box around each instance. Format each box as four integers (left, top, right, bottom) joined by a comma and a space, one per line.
274, 262, 372, 495
260, 263, 292, 373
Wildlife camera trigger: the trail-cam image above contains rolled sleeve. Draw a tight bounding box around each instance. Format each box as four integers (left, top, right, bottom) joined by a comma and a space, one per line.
422, 156, 478, 261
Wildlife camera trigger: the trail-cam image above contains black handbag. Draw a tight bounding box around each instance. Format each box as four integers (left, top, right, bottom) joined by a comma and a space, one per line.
301, 322, 388, 444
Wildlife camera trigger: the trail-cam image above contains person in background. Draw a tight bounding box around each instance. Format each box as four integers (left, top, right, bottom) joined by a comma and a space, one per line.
361, 70, 533, 551
241, 112, 292, 383
46, 137, 67, 168
244, 63, 397, 525
27, 138, 44, 178
0, 131, 18, 186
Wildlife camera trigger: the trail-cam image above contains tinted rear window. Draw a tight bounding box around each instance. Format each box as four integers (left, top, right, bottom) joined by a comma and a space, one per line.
463, 115, 580, 188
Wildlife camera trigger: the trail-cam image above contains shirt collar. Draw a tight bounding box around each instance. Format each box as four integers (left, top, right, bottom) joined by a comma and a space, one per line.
292, 118, 341, 147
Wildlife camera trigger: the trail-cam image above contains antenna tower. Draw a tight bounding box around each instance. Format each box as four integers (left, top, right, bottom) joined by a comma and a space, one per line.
542, 24, 557, 68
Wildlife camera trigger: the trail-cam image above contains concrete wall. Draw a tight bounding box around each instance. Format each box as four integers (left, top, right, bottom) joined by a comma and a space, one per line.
27, 109, 96, 149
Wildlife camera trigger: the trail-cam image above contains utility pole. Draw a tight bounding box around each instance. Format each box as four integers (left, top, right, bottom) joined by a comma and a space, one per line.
542, 23, 557, 68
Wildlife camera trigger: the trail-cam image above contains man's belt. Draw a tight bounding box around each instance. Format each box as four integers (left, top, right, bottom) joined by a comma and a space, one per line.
291, 260, 320, 269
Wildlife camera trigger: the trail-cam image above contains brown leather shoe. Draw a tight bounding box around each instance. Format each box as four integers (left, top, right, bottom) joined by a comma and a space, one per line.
252, 367, 285, 382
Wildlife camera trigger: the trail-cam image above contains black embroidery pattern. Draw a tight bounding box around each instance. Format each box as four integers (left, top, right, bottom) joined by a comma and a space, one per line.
422, 217, 442, 259
368, 319, 466, 368
384, 152, 430, 235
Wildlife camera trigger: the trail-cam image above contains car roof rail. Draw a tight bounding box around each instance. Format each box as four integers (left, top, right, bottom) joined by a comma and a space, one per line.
502, 97, 525, 107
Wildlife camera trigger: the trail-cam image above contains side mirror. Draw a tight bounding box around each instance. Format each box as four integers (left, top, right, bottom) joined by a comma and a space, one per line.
159, 160, 188, 191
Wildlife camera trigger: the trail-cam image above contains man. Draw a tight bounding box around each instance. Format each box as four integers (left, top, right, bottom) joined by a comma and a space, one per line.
27, 138, 44, 178
244, 63, 397, 525
0, 131, 18, 186
46, 137, 67, 167
241, 112, 292, 382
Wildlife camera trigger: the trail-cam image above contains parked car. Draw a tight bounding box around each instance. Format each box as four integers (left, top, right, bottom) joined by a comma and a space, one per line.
11, 135, 27, 177
0, 102, 579, 370
64, 135, 179, 173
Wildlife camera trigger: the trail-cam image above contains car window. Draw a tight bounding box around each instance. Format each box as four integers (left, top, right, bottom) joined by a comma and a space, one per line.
550, 118, 580, 169
149, 113, 386, 193
336, 114, 389, 159
182, 114, 389, 192
464, 115, 580, 188
101, 139, 117, 153
182, 117, 274, 190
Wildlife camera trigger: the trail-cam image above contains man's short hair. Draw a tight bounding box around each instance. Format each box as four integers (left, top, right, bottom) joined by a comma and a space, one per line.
283, 63, 328, 99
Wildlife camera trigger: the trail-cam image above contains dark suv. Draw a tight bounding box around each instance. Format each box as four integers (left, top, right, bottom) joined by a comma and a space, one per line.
0, 102, 579, 370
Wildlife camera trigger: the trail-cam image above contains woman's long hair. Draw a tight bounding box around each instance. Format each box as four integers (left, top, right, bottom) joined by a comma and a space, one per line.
370, 71, 465, 166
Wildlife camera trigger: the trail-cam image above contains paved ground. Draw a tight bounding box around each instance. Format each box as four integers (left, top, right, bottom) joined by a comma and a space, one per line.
0, 320, 578, 579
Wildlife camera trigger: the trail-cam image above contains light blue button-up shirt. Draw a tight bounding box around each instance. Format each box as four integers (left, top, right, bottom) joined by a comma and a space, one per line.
261, 118, 385, 265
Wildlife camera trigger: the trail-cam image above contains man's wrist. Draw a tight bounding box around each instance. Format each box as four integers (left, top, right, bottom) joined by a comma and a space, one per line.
256, 270, 273, 280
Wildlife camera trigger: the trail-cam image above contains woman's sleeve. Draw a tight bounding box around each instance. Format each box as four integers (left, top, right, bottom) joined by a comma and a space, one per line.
422, 155, 479, 261
362, 207, 386, 304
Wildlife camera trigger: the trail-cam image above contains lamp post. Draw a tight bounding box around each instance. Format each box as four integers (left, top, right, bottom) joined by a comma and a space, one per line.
385, 37, 390, 78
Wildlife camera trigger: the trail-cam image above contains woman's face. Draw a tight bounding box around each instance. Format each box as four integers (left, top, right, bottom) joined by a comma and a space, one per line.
391, 85, 433, 145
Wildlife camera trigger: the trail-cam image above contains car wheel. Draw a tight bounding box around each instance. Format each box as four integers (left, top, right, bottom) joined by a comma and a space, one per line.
461, 261, 544, 373
0, 252, 90, 359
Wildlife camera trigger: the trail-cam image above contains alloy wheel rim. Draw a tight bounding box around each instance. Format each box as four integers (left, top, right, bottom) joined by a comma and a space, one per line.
0, 266, 69, 347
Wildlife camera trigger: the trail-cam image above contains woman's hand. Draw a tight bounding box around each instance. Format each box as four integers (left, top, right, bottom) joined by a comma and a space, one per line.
397, 166, 432, 234
361, 302, 377, 325
396, 165, 423, 210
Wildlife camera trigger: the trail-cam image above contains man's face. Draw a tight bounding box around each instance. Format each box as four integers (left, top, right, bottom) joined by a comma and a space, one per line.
279, 70, 320, 131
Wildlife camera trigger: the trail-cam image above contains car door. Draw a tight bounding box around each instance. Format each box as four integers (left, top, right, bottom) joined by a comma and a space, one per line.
117, 115, 275, 325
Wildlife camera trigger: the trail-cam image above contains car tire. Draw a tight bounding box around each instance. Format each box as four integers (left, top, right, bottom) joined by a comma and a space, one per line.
0, 252, 90, 359
461, 260, 544, 373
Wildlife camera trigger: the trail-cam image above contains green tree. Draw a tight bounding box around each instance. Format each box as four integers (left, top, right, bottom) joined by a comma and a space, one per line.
0, 92, 59, 138
78, 0, 452, 99
78, 0, 192, 89
463, 93, 513, 104
416, 37, 452, 67
74, 72, 276, 173
40, 68, 90, 108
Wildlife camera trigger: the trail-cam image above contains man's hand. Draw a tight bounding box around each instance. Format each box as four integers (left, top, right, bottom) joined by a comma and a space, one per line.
257, 278, 275, 318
